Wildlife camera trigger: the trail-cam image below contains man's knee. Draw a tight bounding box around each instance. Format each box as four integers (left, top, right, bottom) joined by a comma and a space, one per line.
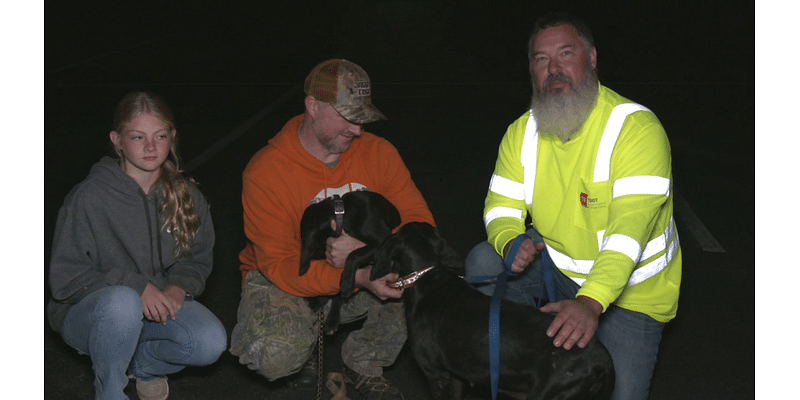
253, 338, 316, 380
465, 241, 503, 276
596, 307, 664, 400
230, 276, 318, 380
231, 314, 317, 380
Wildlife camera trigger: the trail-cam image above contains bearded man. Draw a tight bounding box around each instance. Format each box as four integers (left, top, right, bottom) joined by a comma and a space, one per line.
464, 13, 682, 400
230, 59, 435, 400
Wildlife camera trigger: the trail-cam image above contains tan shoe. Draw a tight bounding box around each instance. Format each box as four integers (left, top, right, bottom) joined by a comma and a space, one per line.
342, 365, 403, 400
135, 376, 169, 400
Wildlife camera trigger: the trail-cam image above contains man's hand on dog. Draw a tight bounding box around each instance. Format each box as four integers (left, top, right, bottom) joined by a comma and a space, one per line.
541, 296, 603, 350
325, 222, 403, 300
503, 238, 546, 274
355, 268, 404, 300
325, 222, 366, 268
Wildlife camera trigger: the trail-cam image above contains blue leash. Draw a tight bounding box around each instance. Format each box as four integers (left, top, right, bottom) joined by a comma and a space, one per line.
487, 234, 525, 400
538, 246, 558, 307
465, 235, 557, 400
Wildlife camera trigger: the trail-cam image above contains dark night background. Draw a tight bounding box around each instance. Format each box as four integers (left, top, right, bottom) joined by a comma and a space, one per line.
21, 0, 769, 398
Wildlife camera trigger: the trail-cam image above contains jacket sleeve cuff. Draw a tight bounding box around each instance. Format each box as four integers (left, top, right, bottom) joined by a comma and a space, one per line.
575, 287, 610, 313
129, 275, 150, 296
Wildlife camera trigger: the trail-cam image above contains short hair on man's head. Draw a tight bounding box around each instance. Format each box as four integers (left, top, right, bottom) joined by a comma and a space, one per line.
528, 12, 595, 57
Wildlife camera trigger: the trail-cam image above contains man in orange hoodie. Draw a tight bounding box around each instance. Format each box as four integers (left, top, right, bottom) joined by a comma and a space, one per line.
230, 59, 435, 400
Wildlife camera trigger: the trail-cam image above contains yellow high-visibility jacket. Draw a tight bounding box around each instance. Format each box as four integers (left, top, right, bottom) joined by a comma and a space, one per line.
484, 84, 681, 322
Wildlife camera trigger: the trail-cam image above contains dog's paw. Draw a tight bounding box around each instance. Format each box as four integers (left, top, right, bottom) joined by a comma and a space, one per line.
323, 320, 340, 335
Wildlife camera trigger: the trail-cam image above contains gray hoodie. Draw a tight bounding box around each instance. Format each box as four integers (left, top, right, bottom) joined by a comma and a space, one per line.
47, 156, 215, 333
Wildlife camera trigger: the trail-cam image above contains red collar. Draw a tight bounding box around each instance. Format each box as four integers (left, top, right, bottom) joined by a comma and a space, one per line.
388, 266, 435, 289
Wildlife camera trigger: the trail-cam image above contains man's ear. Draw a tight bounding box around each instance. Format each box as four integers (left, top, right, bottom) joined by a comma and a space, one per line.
304, 96, 319, 119
590, 46, 597, 71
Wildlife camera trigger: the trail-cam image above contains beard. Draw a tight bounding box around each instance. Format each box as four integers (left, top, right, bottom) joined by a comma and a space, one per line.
319, 132, 355, 155
530, 69, 598, 142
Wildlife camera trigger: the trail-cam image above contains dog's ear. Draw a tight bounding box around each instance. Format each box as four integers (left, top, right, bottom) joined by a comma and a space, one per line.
438, 242, 464, 275
429, 226, 464, 274
372, 234, 401, 279
339, 245, 380, 297
299, 199, 334, 276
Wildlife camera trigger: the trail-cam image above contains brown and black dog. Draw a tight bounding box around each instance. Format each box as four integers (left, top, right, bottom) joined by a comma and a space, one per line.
372, 222, 615, 400
298, 190, 401, 334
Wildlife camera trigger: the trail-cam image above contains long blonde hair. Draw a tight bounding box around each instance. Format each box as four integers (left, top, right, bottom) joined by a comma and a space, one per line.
112, 91, 200, 257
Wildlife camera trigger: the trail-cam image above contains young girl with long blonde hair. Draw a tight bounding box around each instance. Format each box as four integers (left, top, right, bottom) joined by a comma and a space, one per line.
47, 91, 226, 400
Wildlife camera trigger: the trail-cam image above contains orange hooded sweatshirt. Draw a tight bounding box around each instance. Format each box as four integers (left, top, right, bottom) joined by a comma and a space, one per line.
239, 115, 435, 297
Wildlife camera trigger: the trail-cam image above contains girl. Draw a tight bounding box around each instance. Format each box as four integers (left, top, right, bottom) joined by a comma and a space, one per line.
47, 92, 226, 400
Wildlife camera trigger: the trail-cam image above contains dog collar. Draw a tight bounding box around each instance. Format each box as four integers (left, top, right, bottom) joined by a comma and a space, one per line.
332, 195, 345, 237
388, 266, 435, 289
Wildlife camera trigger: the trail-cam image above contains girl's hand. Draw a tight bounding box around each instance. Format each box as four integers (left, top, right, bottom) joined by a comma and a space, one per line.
141, 283, 177, 324
162, 285, 187, 315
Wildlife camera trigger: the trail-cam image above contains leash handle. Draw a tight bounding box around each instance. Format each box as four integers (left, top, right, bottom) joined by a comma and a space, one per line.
463, 235, 528, 284
503, 234, 528, 273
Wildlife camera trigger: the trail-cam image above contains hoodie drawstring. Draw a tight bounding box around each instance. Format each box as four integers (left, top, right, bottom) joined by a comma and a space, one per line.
140, 189, 165, 277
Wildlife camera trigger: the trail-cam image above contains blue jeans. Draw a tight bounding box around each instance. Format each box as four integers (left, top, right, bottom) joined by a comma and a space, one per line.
465, 239, 664, 400
60, 286, 227, 400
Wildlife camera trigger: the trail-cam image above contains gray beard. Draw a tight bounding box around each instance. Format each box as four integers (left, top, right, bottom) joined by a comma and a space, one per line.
530, 71, 598, 142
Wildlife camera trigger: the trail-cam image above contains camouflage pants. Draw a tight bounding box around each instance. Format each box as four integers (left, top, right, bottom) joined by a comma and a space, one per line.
229, 270, 407, 380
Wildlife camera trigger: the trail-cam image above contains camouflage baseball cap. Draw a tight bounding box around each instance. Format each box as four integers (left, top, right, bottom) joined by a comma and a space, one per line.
303, 59, 387, 124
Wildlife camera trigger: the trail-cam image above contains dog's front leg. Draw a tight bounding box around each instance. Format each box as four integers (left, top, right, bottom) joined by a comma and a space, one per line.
338, 245, 376, 297
418, 365, 460, 400
449, 376, 468, 400
322, 297, 343, 335
426, 376, 452, 400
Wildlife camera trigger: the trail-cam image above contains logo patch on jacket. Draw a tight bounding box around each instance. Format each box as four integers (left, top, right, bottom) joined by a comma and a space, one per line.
580, 192, 603, 208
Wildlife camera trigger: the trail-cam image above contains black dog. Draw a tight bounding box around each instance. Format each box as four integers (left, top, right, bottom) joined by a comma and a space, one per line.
299, 190, 401, 334
373, 222, 615, 400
